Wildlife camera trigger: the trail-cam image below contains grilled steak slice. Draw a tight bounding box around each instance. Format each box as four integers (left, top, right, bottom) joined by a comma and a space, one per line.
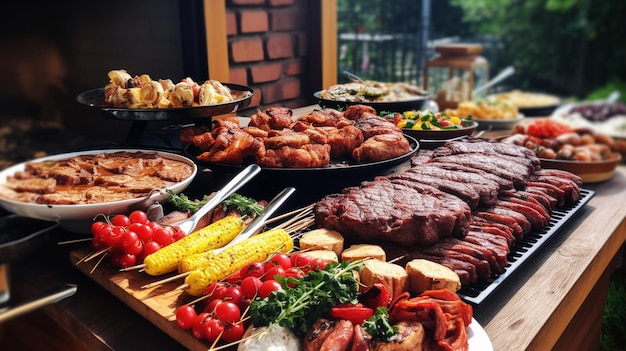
435, 139, 540, 166
405, 165, 500, 208
428, 153, 531, 189
526, 182, 567, 206
469, 222, 516, 247
530, 174, 581, 205
439, 237, 504, 275
387, 171, 480, 209
535, 168, 583, 186
474, 211, 524, 240
500, 189, 555, 212
495, 199, 548, 231
315, 178, 471, 246
417, 245, 492, 281
487, 206, 532, 236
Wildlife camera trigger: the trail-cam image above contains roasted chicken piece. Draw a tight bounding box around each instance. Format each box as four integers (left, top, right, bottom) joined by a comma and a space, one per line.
353, 133, 410, 163
320, 125, 365, 159
248, 106, 294, 131
196, 126, 264, 164
343, 104, 378, 120
354, 116, 404, 139
299, 108, 349, 127
264, 130, 312, 149
257, 143, 331, 168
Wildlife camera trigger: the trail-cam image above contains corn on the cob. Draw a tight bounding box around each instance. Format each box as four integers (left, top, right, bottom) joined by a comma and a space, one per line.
184, 228, 293, 296
178, 250, 217, 274
143, 216, 245, 276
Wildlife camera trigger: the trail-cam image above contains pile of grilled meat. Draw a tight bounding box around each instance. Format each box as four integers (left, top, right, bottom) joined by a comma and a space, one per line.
315, 138, 582, 286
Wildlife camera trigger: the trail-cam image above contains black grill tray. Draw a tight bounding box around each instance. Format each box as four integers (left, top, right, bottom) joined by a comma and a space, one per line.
458, 188, 595, 305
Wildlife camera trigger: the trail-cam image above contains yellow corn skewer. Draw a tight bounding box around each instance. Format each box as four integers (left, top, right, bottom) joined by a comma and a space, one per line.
183, 228, 294, 296
143, 216, 245, 276
178, 250, 217, 274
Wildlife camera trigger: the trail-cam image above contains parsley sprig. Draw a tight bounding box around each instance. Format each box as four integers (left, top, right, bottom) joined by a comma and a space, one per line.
250, 260, 363, 336
166, 190, 264, 217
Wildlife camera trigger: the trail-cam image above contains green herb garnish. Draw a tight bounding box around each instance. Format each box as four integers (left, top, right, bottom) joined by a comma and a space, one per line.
363, 307, 398, 341
250, 260, 363, 336
166, 190, 264, 217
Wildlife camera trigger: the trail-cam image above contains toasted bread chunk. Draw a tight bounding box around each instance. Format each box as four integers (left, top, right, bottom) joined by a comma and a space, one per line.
304, 249, 339, 263
299, 228, 344, 256
341, 244, 386, 262
360, 260, 408, 299
405, 259, 461, 294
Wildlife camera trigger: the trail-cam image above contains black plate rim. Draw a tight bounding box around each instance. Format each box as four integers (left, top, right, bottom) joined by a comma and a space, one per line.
76, 83, 254, 120
313, 90, 433, 111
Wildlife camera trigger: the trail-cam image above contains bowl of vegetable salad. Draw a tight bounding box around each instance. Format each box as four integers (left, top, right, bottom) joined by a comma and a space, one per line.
382, 110, 478, 141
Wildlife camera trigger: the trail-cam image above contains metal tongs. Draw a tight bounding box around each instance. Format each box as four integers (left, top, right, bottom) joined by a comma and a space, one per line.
211, 187, 296, 255
173, 164, 262, 234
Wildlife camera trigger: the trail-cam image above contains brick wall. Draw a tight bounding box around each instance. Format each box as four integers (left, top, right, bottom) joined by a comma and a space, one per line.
226, 0, 312, 115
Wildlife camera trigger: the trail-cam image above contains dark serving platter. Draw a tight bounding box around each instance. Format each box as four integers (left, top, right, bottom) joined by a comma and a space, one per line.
185, 135, 419, 208
76, 83, 253, 121
314, 91, 432, 113
457, 188, 595, 305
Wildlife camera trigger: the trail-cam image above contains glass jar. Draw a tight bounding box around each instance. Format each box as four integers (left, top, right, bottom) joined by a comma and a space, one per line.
423, 44, 489, 110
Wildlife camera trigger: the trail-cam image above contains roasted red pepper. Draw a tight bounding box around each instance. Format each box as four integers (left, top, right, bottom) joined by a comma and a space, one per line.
359, 283, 392, 310
329, 303, 374, 325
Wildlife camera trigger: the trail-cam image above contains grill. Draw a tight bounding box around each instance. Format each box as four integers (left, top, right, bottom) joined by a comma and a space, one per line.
458, 188, 595, 305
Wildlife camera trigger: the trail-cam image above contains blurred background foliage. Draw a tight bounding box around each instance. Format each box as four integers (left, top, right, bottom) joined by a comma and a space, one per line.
337, 0, 626, 101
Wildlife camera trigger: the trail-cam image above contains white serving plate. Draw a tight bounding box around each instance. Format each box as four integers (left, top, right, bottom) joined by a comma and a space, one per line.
551, 102, 626, 139
0, 149, 197, 233
469, 318, 493, 351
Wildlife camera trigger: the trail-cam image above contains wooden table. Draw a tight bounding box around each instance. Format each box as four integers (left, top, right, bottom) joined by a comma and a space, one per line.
1, 107, 625, 351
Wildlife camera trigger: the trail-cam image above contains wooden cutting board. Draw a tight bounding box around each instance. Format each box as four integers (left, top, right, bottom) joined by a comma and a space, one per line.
69, 246, 221, 351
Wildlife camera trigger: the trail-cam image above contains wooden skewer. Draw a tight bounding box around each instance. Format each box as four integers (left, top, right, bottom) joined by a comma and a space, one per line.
141, 271, 190, 289
119, 263, 146, 272
263, 203, 314, 225
58, 238, 92, 245
83, 246, 111, 263
90, 252, 108, 274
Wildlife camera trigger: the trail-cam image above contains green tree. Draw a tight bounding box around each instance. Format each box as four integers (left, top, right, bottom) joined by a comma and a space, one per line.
450, 0, 626, 98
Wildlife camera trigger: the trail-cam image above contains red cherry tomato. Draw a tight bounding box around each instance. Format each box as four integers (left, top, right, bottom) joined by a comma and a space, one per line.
120, 231, 143, 255
176, 305, 197, 330
240, 261, 265, 278
214, 301, 241, 323
264, 266, 287, 281
309, 258, 328, 271
128, 210, 149, 224
240, 276, 263, 299
102, 226, 124, 246
142, 241, 161, 257
258, 279, 282, 299
117, 253, 137, 268
153, 227, 174, 246
221, 322, 245, 343
205, 282, 229, 300
203, 318, 225, 343
204, 298, 223, 314
192, 312, 211, 340
268, 253, 292, 270
224, 285, 245, 309
129, 222, 154, 242
111, 214, 131, 227
290, 253, 313, 268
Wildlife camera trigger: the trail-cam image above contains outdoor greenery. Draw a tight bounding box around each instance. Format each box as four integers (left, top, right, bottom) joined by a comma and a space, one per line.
449, 0, 626, 99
